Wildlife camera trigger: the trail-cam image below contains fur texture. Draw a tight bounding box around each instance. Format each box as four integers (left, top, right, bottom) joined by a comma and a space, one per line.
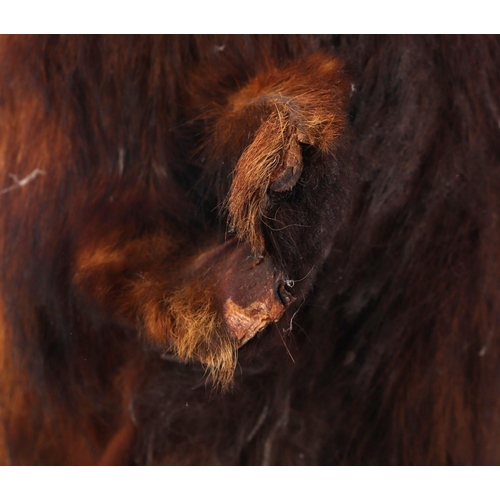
1, 35, 500, 465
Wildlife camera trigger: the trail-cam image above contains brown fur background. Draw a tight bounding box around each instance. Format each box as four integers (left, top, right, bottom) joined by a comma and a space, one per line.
1, 35, 500, 465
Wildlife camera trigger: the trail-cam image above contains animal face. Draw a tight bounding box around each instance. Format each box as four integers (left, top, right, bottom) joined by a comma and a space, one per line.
2, 35, 499, 465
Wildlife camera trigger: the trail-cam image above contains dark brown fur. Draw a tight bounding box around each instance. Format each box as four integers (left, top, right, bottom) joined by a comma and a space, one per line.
1, 35, 500, 465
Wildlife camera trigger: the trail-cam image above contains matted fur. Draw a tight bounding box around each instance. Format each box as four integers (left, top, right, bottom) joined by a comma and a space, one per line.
1, 35, 500, 465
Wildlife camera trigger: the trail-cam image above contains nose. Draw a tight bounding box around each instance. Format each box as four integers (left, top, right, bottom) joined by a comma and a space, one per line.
276, 279, 295, 307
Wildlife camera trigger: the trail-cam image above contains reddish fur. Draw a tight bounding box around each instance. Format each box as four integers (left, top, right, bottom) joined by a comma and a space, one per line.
1, 35, 500, 465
